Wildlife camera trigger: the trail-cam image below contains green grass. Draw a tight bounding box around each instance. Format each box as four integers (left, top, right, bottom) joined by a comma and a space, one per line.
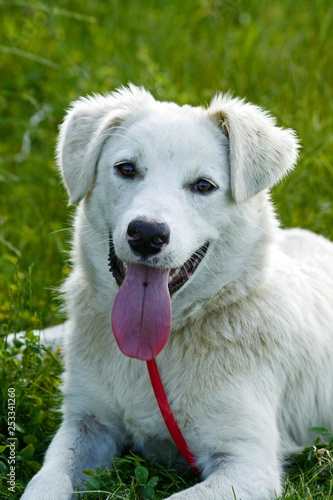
0, 0, 332, 498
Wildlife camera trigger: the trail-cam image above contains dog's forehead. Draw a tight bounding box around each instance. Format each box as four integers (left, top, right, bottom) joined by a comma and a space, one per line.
130, 105, 223, 153
109, 103, 227, 169
99, 102, 230, 186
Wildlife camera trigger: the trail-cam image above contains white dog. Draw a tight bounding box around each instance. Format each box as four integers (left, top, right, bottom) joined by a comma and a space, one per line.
22, 86, 333, 500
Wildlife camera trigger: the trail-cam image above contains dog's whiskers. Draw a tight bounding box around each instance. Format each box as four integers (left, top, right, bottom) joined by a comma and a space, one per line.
49, 227, 72, 236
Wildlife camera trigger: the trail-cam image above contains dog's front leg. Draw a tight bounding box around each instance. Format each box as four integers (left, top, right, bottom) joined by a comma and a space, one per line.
21, 413, 125, 500
167, 449, 282, 500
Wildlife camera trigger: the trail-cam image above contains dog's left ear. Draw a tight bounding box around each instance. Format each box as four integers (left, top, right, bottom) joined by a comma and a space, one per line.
208, 94, 300, 203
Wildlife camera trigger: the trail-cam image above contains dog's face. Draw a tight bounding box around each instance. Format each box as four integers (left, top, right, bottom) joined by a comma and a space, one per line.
57, 86, 299, 359
99, 107, 229, 276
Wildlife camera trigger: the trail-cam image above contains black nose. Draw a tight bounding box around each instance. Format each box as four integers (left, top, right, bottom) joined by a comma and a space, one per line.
127, 218, 170, 259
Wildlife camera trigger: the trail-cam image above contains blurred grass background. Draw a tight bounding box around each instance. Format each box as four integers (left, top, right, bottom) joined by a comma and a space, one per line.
0, 0, 332, 498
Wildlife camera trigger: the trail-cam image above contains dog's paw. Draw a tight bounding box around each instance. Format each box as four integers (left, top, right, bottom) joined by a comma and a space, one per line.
166, 485, 213, 500
166, 482, 245, 500
21, 467, 73, 500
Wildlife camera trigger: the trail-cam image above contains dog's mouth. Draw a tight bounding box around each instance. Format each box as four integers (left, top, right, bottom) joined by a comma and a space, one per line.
109, 238, 209, 360
108, 239, 209, 296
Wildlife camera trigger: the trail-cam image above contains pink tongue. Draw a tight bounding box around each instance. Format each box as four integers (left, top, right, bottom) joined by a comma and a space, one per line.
111, 264, 171, 360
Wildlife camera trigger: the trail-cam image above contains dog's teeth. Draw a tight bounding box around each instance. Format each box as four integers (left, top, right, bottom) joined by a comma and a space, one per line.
168, 268, 180, 283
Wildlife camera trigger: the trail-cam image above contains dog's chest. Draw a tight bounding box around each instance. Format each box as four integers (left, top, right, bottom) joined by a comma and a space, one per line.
110, 357, 175, 443
106, 354, 195, 459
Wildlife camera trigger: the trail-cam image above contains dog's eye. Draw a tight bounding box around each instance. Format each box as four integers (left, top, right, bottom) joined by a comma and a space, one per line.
192, 179, 217, 193
116, 163, 135, 178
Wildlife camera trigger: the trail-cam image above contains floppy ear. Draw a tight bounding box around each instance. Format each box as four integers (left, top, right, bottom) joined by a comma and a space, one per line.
208, 94, 300, 203
56, 85, 154, 205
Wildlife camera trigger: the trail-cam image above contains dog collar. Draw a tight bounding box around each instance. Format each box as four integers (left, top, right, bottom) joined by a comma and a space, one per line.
146, 359, 200, 475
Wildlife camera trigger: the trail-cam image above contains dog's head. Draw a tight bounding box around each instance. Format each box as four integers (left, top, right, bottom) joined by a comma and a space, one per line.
57, 85, 299, 359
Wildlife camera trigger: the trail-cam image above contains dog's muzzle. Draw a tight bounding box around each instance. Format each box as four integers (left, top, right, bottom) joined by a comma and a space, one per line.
108, 227, 209, 360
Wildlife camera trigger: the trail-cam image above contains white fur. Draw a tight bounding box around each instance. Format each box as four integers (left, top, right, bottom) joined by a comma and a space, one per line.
7, 323, 67, 353
22, 86, 333, 500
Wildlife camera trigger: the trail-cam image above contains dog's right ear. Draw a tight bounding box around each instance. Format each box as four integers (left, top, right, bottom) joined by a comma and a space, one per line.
208, 94, 300, 203
56, 86, 154, 205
